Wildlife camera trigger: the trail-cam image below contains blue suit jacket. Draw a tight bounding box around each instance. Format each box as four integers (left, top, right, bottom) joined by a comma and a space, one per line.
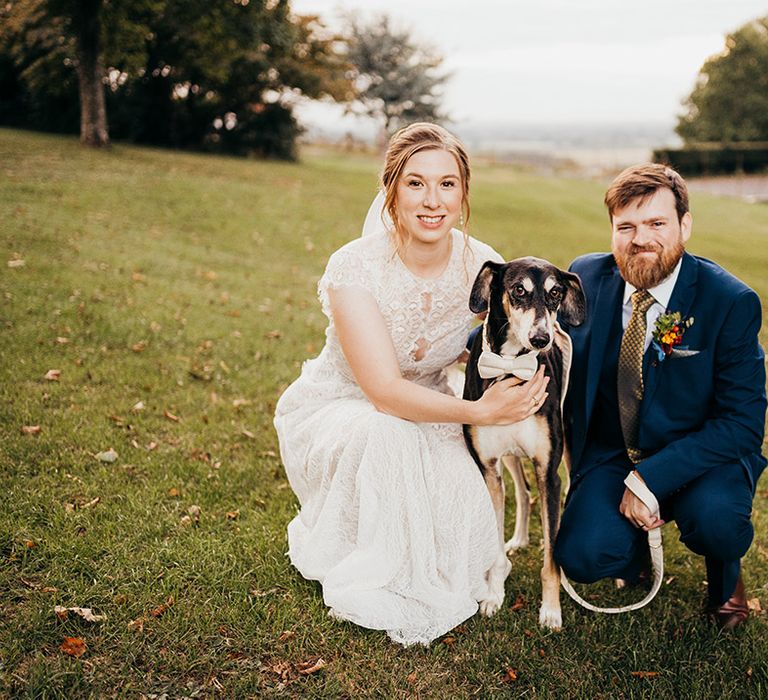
564, 251, 767, 500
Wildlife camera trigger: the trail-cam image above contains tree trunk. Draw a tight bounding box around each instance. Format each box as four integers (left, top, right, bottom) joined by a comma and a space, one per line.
74, 0, 109, 147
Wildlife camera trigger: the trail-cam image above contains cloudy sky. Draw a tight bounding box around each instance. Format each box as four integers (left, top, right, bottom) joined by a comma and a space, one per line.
291, 0, 766, 131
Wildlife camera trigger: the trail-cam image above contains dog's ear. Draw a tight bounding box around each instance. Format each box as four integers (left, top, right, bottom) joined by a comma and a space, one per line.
469, 261, 502, 313
558, 270, 586, 326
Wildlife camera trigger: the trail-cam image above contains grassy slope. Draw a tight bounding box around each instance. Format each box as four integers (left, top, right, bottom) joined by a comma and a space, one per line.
1, 128, 767, 698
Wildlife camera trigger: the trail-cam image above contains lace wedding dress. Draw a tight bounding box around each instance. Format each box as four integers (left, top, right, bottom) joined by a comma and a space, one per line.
274, 229, 503, 646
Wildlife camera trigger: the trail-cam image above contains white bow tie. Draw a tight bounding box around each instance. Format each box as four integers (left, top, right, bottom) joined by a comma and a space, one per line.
477, 350, 539, 380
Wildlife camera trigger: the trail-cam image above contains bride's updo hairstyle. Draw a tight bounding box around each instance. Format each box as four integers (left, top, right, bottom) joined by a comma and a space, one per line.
381, 122, 471, 252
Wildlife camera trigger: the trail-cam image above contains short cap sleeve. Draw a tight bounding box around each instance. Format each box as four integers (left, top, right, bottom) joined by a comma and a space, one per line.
317, 239, 380, 319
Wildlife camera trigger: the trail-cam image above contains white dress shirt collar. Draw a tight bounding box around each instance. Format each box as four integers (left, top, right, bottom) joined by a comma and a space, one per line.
622, 256, 683, 309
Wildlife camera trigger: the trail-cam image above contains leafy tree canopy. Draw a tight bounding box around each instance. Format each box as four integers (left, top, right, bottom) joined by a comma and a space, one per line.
345, 13, 448, 134
676, 16, 768, 143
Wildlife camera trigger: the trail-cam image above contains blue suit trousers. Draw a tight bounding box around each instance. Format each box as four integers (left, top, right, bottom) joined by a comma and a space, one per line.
554, 458, 755, 605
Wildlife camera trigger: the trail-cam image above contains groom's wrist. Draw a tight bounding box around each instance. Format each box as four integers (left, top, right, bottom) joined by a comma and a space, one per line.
624, 470, 659, 516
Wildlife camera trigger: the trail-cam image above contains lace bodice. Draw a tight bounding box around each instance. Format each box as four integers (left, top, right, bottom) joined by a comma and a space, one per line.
317, 230, 503, 387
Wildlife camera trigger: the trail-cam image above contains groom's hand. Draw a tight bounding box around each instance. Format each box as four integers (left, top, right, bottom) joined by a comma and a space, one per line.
619, 488, 664, 531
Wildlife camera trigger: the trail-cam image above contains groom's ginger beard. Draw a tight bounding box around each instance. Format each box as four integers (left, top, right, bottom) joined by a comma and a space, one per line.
613, 236, 685, 290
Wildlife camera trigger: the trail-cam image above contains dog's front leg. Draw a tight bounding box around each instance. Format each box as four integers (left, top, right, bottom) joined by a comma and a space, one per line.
502, 454, 531, 552
479, 460, 511, 617
535, 448, 563, 630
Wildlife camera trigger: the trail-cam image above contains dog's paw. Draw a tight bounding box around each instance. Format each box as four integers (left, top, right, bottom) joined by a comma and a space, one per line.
538, 603, 562, 630
479, 592, 504, 617
505, 535, 529, 552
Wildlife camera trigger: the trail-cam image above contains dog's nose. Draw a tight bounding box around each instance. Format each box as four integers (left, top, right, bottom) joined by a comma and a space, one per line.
530, 333, 550, 349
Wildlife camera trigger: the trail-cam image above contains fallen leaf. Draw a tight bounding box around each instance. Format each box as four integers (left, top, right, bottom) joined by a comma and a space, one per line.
54, 606, 106, 622
21, 425, 41, 435
278, 630, 295, 642
131, 340, 147, 352
297, 657, 326, 675
510, 595, 526, 612
232, 398, 251, 408
226, 509, 239, 520
56, 336, 70, 344
24, 539, 36, 548
80, 497, 100, 509
665, 576, 676, 585
538, 648, 546, 658
96, 448, 118, 463
146, 441, 158, 451
60, 637, 87, 657
266, 330, 282, 339
180, 515, 193, 527
502, 668, 518, 683
631, 671, 659, 678
44, 369, 61, 381
151, 596, 174, 617
131, 272, 146, 282
131, 401, 145, 412
219, 360, 231, 373
241, 429, 255, 439
127, 617, 145, 632
7, 258, 25, 268
406, 671, 417, 684
747, 597, 762, 614
260, 450, 277, 458
164, 410, 179, 422
114, 593, 128, 605
188, 505, 201, 522
747, 667, 754, 678
442, 636, 456, 646
167, 487, 180, 498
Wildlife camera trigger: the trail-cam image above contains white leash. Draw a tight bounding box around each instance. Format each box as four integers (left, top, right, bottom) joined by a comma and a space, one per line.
560, 472, 664, 613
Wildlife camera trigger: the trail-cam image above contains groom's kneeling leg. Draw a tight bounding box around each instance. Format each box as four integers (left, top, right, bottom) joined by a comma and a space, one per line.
554, 466, 645, 584
667, 461, 754, 604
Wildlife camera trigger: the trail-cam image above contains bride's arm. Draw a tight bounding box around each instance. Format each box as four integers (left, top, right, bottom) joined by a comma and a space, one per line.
329, 286, 548, 426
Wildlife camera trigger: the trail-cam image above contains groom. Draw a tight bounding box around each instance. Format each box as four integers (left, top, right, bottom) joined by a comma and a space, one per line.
554, 163, 767, 629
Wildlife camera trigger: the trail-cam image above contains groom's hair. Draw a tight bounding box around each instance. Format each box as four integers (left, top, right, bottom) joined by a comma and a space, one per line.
604, 163, 689, 223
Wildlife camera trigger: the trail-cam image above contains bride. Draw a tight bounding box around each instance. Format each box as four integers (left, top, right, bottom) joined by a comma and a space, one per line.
274, 122, 549, 646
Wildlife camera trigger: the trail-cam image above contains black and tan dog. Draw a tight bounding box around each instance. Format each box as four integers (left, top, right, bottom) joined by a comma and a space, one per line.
463, 257, 586, 629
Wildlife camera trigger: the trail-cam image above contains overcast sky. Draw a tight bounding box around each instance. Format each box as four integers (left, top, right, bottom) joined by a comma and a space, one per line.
291, 0, 767, 130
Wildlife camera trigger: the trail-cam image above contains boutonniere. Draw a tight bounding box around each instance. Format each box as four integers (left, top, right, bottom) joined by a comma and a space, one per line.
652, 311, 694, 361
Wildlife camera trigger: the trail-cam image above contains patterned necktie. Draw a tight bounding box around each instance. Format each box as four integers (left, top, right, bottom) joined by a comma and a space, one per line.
617, 289, 656, 463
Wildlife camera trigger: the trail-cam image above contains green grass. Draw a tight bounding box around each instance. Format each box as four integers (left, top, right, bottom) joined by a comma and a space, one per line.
1, 127, 768, 698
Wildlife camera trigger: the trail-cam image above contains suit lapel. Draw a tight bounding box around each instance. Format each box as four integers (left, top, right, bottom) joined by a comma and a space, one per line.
585, 266, 624, 419
641, 252, 699, 413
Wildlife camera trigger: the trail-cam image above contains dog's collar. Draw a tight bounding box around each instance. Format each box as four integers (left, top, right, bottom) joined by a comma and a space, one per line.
479, 316, 539, 380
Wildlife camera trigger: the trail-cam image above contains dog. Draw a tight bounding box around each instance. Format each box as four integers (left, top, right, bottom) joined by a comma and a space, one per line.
463, 256, 586, 629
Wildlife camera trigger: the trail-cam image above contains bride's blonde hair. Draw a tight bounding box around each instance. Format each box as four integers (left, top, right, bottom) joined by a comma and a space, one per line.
380, 122, 471, 254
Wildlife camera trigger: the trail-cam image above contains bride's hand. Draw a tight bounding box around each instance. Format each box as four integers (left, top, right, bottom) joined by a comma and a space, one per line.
473, 366, 549, 426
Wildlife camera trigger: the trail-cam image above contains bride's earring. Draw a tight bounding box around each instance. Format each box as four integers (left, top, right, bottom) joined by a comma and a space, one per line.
459, 213, 465, 229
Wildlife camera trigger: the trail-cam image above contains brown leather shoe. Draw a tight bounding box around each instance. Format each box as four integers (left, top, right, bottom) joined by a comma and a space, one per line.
708, 577, 749, 631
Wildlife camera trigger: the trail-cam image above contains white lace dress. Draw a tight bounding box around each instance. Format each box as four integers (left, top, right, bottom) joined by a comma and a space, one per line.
274, 229, 503, 646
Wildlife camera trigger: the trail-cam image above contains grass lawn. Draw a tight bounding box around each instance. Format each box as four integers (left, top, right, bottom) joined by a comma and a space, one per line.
2, 127, 768, 698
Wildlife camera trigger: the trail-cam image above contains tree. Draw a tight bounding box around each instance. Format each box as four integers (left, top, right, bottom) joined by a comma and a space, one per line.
676, 16, 768, 143
0, 0, 353, 158
345, 14, 448, 134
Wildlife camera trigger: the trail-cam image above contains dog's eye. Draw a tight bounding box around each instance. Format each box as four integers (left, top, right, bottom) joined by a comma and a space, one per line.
549, 288, 563, 301
512, 284, 526, 297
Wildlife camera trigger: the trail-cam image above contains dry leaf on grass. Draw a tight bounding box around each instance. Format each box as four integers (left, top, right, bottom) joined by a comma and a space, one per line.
95, 448, 118, 463
442, 636, 456, 646
131, 272, 146, 282
151, 596, 174, 617
278, 630, 295, 642
131, 341, 147, 352
21, 425, 41, 435
232, 398, 251, 408
44, 369, 61, 381
226, 509, 239, 520
60, 636, 87, 657
631, 671, 659, 678
24, 539, 36, 548
266, 330, 282, 339
164, 410, 180, 422
7, 258, 25, 268
297, 657, 326, 675
54, 606, 106, 622
188, 505, 201, 523
406, 671, 417, 684
241, 429, 255, 439
56, 336, 70, 344
167, 487, 180, 498
510, 595, 526, 611
131, 401, 145, 412
747, 597, 762, 614
127, 617, 145, 632
502, 668, 518, 683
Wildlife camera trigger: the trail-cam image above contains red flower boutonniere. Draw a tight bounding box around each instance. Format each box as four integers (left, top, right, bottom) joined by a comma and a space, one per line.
652, 311, 694, 360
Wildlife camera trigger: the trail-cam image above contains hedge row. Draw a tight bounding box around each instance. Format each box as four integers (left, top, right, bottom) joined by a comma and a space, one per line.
652, 143, 768, 176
